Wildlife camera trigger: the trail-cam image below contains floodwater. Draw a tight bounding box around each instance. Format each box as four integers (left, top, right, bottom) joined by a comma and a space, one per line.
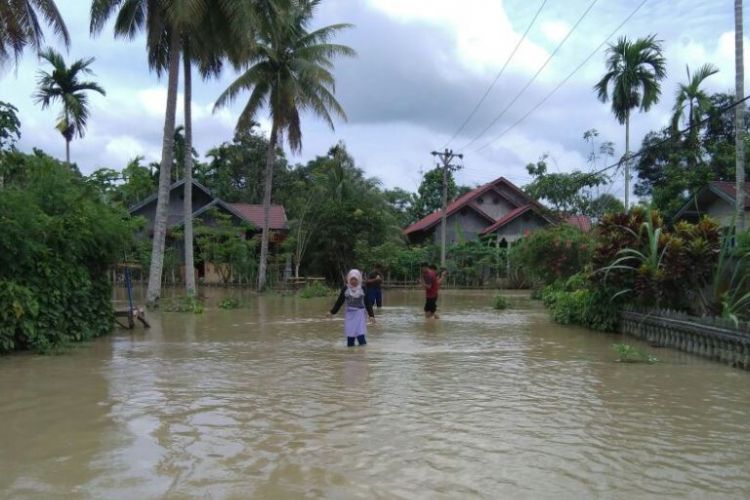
1, 289, 750, 499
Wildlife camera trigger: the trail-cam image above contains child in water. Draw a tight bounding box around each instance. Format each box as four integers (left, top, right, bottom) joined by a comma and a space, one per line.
328, 269, 376, 346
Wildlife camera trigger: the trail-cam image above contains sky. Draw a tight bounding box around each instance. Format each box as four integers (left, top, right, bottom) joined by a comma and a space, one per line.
2, 0, 747, 200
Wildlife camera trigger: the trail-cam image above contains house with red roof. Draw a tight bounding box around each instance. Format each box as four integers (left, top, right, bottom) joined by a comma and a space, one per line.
129, 179, 288, 282
404, 176, 558, 246
673, 181, 750, 226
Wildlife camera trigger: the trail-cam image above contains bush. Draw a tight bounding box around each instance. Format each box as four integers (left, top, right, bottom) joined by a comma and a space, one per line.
162, 295, 204, 314
542, 273, 623, 332
299, 281, 336, 299
218, 297, 241, 310
612, 343, 658, 363
510, 224, 593, 286
492, 293, 509, 310
0, 152, 133, 353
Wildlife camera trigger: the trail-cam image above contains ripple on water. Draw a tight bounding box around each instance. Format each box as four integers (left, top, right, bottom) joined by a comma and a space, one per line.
2, 291, 750, 499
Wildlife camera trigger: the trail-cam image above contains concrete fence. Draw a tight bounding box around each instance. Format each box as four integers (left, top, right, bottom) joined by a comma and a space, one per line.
620, 307, 750, 370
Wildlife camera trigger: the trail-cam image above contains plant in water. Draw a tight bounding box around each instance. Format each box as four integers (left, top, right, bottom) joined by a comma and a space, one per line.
612, 343, 658, 363
298, 281, 335, 299
493, 293, 509, 310
162, 295, 204, 314
218, 297, 241, 310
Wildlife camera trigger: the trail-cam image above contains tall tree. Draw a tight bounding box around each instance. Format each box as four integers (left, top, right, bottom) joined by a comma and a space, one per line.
671, 64, 719, 142
594, 34, 666, 210
91, 0, 181, 306
0, 0, 69, 66
735, 0, 746, 231
215, 0, 355, 291
33, 48, 105, 164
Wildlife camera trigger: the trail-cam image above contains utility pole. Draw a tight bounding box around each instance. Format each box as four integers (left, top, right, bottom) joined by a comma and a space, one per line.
735, 0, 746, 232
430, 148, 463, 267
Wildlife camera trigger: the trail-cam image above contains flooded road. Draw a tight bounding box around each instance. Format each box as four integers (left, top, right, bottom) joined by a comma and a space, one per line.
1, 289, 749, 499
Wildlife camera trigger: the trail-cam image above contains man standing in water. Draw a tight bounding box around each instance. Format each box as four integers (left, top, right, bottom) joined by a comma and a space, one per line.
420, 262, 446, 319
366, 263, 384, 310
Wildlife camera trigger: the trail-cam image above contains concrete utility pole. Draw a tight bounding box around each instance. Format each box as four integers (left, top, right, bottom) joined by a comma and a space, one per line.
430, 148, 463, 267
735, 0, 746, 232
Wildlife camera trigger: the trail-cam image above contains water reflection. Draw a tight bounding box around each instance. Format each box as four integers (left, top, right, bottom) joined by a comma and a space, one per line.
1, 289, 749, 498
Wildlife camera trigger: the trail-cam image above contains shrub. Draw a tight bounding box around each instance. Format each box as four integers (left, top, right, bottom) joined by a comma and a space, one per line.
162, 295, 204, 314
493, 293, 509, 310
510, 224, 593, 286
612, 343, 658, 363
299, 281, 336, 299
218, 297, 241, 310
0, 152, 133, 353
542, 273, 623, 332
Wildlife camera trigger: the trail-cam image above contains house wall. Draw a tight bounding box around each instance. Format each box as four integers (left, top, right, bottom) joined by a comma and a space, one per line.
471, 193, 516, 219
706, 199, 736, 226
432, 209, 489, 244
495, 184, 530, 209
491, 212, 549, 243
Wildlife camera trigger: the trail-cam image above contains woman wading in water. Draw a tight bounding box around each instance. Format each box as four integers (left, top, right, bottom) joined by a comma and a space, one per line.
328, 269, 376, 346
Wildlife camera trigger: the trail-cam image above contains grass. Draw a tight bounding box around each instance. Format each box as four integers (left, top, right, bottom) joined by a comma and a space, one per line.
493, 293, 510, 310
298, 281, 336, 299
612, 343, 658, 363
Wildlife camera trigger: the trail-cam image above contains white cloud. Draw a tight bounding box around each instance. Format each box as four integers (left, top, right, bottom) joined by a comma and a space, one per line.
540, 20, 571, 44
366, 0, 550, 77
104, 136, 148, 164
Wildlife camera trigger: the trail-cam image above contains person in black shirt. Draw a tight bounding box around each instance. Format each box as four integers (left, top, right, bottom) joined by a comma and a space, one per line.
365, 263, 384, 309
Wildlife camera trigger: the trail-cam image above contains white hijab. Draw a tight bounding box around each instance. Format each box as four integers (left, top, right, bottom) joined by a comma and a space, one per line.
345, 269, 364, 298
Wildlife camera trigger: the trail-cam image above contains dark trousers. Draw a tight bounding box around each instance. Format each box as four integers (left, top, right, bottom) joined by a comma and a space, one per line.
347, 335, 366, 347
366, 288, 382, 307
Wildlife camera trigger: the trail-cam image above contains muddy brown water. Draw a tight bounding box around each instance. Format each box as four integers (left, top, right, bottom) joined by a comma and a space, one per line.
1, 289, 749, 499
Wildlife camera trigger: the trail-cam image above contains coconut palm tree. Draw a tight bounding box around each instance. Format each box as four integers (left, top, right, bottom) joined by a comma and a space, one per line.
735, 0, 746, 231
594, 34, 666, 210
0, 0, 69, 65
215, 0, 355, 291
671, 64, 719, 137
91, 0, 182, 306
33, 48, 105, 164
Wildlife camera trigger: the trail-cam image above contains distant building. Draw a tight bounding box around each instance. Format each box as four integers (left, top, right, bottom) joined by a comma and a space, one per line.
404, 176, 558, 246
673, 181, 750, 226
129, 179, 288, 282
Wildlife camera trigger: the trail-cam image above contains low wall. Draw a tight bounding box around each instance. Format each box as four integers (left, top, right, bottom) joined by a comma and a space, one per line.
620, 307, 750, 370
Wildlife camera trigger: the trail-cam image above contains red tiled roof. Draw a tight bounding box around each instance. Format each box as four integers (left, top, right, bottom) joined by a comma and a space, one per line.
228, 203, 288, 230
565, 215, 592, 232
710, 181, 750, 208
404, 176, 535, 235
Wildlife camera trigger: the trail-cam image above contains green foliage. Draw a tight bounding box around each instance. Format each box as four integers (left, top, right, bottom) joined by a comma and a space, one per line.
596, 209, 721, 309
541, 274, 623, 332
0, 152, 133, 353
218, 297, 242, 309
162, 295, 204, 314
524, 154, 609, 214
492, 293, 509, 310
298, 281, 336, 299
194, 209, 257, 284
0, 101, 21, 153
510, 224, 593, 286
612, 343, 658, 363
414, 166, 459, 219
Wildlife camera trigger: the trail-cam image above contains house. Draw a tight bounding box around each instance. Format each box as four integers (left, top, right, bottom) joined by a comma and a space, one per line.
404, 176, 557, 246
129, 179, 288, 282
673, 181, 750, 226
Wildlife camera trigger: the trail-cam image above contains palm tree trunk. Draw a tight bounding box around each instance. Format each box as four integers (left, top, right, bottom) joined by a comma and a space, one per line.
146, 32, 181, 306
736, 0, 746, 232
257, 123, 278, 292
183, 48, 196, 296
65, 138, 70, 165
624, 110, 630, 210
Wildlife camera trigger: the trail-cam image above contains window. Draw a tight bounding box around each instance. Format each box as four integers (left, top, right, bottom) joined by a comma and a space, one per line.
477, 197, 484, 204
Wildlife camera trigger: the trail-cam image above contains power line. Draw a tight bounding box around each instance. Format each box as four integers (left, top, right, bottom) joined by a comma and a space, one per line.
458, 0, 600, 152
473, 0, 649, 153
578, 93, 750, 186
442, 0, 549, 149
